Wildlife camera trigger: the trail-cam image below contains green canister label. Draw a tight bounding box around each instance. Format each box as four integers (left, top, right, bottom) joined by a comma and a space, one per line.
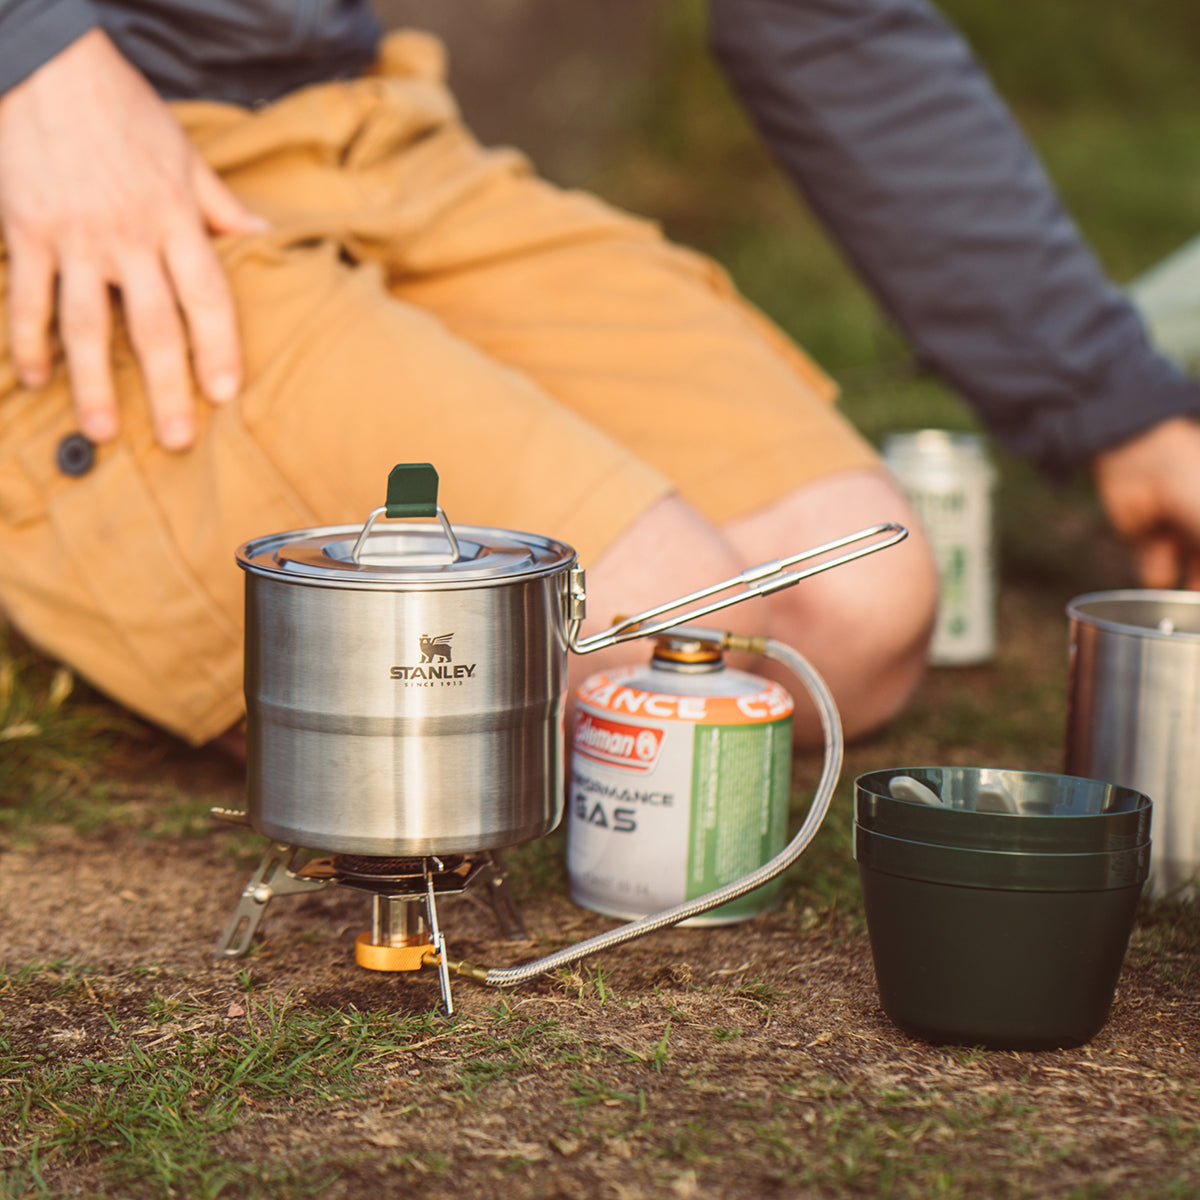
687, 720, 794, 920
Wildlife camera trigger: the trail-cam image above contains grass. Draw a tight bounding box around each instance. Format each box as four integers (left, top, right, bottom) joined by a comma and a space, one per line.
0, 631, 145, 823
0, 968, 444, 1198
3, 942, 1199, 1198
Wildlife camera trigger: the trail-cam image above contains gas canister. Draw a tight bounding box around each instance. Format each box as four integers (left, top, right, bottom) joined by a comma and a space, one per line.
567, 634, 794, 925
881, 429, 997, 666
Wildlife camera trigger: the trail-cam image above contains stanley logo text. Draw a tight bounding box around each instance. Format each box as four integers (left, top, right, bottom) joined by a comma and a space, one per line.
391, 633, 477, 685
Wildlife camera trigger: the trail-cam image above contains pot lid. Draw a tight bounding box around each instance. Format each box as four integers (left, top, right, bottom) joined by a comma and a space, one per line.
238, 522, 574, 586
236, 463, 575, 587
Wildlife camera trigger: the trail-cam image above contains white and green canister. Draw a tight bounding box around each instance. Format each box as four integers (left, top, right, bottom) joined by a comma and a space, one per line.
567, 634, 794, 925
882, 429, 997, 665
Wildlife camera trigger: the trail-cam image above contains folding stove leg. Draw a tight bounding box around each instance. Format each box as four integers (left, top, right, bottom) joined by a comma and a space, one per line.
475, 851, 527, 941
214, 842, 329, 958
425, 874, 455, 1018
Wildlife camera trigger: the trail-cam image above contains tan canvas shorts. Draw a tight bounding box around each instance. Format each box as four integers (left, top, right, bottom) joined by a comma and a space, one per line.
0, 31, 878, 744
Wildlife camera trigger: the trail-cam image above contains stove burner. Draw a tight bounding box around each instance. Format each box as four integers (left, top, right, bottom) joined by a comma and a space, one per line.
331, 854, 467, 882
214, 839, 526, 1017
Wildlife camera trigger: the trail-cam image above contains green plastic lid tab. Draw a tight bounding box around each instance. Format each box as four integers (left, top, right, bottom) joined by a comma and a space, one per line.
385, 463, 439, 519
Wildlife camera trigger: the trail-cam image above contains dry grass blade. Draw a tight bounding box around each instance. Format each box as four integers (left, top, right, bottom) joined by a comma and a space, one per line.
0, 631, 146, 811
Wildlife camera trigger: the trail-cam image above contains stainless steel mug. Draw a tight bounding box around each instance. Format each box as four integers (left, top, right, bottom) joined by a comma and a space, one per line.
1065, 590, 1200, 897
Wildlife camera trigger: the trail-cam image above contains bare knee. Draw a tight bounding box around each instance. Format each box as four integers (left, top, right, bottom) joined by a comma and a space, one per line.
724, 469, 938, 743
567, 494, 768, 694
765, 534, 937, 742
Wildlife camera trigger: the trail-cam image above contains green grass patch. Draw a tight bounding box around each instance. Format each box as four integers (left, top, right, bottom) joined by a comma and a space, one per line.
0, 970, 444, 1199
0, 632, 144, 824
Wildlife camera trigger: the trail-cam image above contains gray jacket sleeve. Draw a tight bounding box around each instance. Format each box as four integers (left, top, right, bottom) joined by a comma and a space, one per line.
709, 0, 1200, 478
0, 0, 99, 95
0, 1, 381, 106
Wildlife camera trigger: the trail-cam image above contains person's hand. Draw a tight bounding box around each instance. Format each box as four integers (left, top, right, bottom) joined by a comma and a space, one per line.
0, 28, 268, 450
1091, 415, 1200, 589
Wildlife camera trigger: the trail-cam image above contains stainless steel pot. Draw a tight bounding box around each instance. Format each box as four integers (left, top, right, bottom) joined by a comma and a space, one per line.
1065, 589, 1200, 897
237, 463, 904, 857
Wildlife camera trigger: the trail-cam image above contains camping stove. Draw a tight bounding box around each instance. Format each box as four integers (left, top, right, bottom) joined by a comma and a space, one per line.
213, 816, 525, 1015
214, 467, 904, 1014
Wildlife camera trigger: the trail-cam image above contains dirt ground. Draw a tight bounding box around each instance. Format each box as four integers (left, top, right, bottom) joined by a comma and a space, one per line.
2, 585, 1199, 1198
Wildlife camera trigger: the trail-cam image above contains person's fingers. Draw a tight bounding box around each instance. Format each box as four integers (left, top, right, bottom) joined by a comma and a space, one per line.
57, 261, 118, 442
5, 238, 57, 389
1132, 531, 1182, 591
163, 223, 242, 407
0, 28, 270, 450
1182, 543, 1200, 592
193, 161, 270, 237
168, 164, 268, 408
119, 252, 196, 449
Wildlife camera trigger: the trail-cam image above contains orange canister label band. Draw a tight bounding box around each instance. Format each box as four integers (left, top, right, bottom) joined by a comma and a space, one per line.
575, 672, 794, 725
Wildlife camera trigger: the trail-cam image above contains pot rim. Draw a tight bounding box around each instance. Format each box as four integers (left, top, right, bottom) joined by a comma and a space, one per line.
237, 521, 577, 589
1066, 588, 1200, 640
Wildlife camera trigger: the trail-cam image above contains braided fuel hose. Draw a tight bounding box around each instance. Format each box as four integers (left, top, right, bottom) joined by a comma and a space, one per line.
446, 634, 844, 989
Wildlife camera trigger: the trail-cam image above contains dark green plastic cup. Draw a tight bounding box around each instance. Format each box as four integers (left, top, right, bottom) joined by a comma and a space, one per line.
853, 768, 1152, 1051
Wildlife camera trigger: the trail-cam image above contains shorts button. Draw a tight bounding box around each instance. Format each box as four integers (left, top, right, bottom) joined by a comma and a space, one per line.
56, 432, 97, 477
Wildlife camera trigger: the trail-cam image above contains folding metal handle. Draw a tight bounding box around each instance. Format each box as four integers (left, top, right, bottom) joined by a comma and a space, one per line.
568, 522, 908, 655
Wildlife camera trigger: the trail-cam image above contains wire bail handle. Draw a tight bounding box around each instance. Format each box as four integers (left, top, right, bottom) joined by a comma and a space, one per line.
350, 463, 462, 566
